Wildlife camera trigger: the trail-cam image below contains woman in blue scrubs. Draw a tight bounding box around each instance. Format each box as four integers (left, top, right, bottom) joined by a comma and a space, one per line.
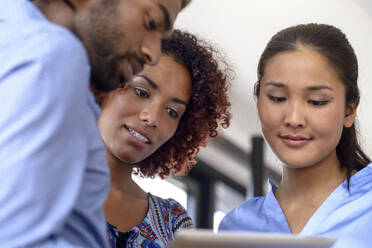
219, 23, 372, 248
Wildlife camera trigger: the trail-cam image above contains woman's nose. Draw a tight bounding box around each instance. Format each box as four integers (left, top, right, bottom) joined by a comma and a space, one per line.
139, 105, 161, 128
283, 101, 306, 128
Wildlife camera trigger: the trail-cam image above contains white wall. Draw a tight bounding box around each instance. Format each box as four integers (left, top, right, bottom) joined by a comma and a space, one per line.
175, 0, 372, 175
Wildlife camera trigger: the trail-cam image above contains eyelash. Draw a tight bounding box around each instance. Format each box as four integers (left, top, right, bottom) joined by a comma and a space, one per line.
308, 100, 329, 106
134, 87, 180, 118
146, 15, 158, 30
166, 108, 179, 118
134, 87, 150, 98
268, 95, 286, 103
268, 96, 329, 106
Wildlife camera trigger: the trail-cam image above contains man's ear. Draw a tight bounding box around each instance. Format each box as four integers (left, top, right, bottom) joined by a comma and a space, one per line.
344, 98, 359, 128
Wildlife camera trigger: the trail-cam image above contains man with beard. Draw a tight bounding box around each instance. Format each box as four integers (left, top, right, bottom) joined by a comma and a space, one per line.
0, 0, 190, 247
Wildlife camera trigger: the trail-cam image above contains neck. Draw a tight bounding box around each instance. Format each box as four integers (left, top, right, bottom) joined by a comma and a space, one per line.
104, 153, 148, 232
32, 0, 75, 30
277, 150, 346, 200
107, 152, 146, 197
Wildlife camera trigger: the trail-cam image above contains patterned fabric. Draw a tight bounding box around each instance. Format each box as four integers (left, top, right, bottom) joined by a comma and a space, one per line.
107, 193, 193, 248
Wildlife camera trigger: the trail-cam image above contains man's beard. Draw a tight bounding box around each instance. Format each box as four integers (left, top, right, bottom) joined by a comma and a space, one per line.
90, 53, 123, 92
71, 0, 126, 92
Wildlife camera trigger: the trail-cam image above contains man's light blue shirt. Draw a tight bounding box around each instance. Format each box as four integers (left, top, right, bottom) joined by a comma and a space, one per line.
219, 163, 372, 248
0, 0, 110, 247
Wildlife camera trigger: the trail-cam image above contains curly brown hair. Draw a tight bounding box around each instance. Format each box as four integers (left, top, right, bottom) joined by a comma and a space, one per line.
133, 30, 233, 178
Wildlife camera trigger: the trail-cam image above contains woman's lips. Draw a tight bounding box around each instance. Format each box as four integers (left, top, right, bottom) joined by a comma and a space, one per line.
124, 125, 153, 148
280, 135, 311, 148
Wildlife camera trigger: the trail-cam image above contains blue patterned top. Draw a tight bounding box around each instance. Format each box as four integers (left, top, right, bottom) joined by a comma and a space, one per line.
107, 193, 193, 248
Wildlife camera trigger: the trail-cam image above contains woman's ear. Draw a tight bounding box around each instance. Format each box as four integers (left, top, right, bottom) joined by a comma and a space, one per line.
344, 98, 359, 128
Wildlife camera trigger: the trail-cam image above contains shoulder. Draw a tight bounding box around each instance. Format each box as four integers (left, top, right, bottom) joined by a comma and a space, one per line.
148, 194, 193, 232
1, 18, 88, 74
0, 19, 90, 100
349, 163, 372, 195
227, 196, 266, 217
219, 196, 266, 231
166, 198, 193, 232
32, 23, 88, 67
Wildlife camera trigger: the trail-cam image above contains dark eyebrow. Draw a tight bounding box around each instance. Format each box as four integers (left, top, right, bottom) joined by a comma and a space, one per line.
264, 81, 286, 88
157, 3, 171, 31
307, 85, 334, 91
264, 82, 334, 92
171, 97, 187, 106
137, 75, 187, 106
138, 75, 158, 89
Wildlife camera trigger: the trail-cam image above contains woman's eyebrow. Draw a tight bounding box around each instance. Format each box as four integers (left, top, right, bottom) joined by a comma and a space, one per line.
137, 75, 158, 89
307, 85, 334, 91
136, 75, 187, 106
264, 82, 334, 92
264, 81, 286, 88
171, 98, 187, 106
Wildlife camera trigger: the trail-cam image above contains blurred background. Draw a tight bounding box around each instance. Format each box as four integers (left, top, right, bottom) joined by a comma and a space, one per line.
135, 0, 372, 232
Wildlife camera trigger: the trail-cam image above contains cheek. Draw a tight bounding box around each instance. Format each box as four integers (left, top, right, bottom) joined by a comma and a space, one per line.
98, 105, 115, 134
98, 94, 132, 139
157, 120, 180, 147
97, 115, 115, 152
311, 106, 345, 139
98, 105, 121, 143
257, 98, 281, 132
121, 16, 146, 46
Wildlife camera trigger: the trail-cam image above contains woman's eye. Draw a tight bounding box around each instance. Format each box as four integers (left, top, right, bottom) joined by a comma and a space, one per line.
166, 108, 179, 118
309, 100, 328, 106
134, 87, 149, 98
147, 15, 158, 30
268, 95, 286, 103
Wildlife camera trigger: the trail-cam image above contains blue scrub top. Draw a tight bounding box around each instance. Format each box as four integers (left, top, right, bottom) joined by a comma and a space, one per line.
219, 163, 372, 248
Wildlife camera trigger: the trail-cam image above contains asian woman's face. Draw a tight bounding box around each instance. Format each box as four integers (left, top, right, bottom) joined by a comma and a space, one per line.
257, 48, 356, 169
98, 54, 191, 164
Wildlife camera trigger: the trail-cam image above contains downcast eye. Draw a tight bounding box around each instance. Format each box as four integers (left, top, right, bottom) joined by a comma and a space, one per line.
134, 87, 149, 98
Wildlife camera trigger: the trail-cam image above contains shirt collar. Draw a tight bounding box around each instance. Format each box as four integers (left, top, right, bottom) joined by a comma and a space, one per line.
266, 162, 372, 196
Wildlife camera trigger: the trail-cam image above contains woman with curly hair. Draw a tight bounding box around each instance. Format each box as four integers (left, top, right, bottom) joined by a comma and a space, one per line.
96, 30, 232, 248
